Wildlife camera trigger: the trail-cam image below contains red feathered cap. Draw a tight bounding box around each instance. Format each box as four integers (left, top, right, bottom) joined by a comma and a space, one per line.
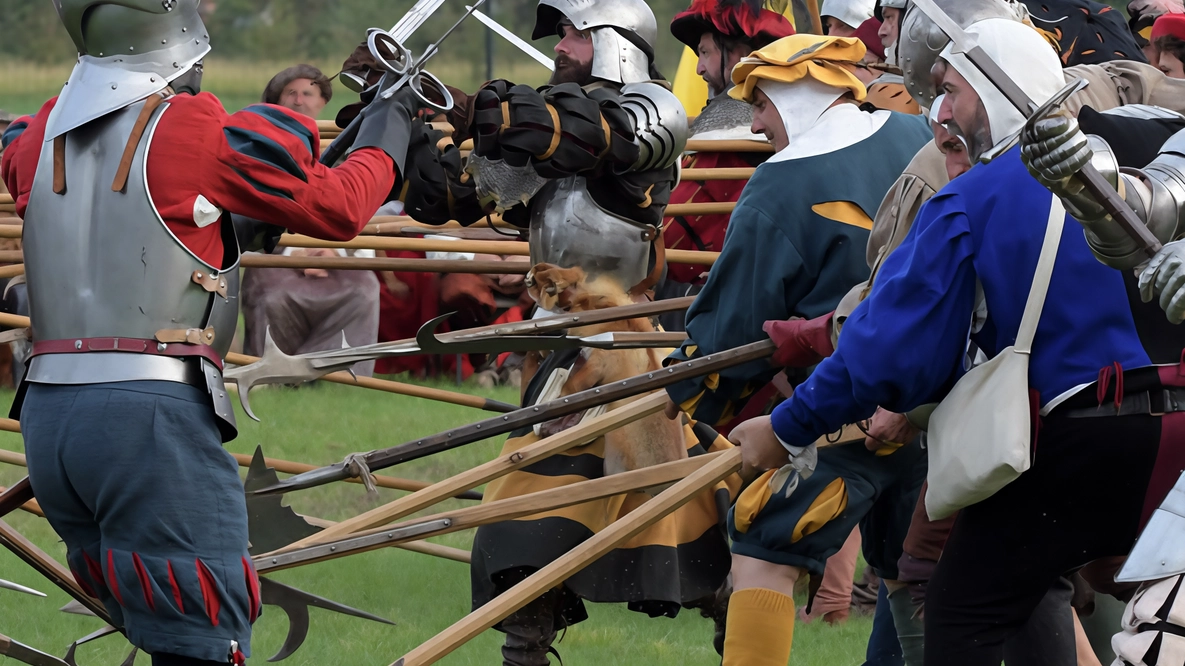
670, 0, 796, 50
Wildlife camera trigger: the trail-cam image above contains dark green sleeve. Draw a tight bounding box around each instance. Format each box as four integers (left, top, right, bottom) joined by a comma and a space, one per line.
664, 205, 805, 425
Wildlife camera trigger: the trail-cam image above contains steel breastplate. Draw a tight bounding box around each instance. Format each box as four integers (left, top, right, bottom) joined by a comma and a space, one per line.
528, 176, 652, 290
24, 99, 240, 355
21, 98, 240, 439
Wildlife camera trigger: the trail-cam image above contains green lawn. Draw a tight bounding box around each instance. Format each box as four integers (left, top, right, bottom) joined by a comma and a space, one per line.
0, 379, 872, 665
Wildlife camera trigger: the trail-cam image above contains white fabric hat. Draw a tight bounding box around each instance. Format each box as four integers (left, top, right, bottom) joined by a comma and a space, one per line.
939, 17, 1063, 145
820, 0, 877, 30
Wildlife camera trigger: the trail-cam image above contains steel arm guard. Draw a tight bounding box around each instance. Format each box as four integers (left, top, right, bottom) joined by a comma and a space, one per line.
1068, 133, 1185, 270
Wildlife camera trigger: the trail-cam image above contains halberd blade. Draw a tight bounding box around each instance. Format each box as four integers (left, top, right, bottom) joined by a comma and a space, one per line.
259, 577, 394, 662
0, 633, 69, 666
244, 447, 323, 555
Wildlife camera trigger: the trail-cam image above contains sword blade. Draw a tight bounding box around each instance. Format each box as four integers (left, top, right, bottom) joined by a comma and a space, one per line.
390, 0, 448, 42
467, 8, 555, 71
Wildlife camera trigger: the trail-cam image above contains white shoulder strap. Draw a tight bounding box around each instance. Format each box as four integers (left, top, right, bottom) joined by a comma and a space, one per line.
1016, 194, 1066, 354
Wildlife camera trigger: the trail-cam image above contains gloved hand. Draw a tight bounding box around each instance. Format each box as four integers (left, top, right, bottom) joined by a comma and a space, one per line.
1138, 239, 1185, 323
351, 82, 423, 176
1020, 111, 1108, 222
763, 312, 835, 368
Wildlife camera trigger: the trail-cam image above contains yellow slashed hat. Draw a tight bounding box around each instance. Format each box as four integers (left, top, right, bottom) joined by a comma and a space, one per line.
729, 34, 869, 104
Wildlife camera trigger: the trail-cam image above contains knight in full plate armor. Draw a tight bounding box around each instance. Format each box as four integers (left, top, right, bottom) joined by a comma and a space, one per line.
364, 3, 746, 665
659, 0, 795, 334
397, 0, 689, 302
0, 1, 416, 662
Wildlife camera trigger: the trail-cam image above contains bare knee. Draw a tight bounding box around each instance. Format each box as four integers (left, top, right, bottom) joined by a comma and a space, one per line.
732, 553, 804, 598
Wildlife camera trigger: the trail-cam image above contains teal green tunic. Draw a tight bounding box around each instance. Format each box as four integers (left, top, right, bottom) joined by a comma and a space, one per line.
665, 112, 932, 426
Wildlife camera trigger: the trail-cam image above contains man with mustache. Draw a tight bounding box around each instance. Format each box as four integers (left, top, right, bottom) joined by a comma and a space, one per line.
733, 12, 1185, 666
346, 3, 733, 665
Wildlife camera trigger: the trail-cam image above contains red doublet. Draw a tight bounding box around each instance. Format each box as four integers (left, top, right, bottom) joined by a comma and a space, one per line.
2, 93, 395, 266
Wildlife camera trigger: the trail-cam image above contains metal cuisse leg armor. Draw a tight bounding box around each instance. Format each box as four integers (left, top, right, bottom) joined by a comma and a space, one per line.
1112, 575, 1185, 666
21, 98, 240, 438
1070, 129, 1185, 270
529, 177, 655, 291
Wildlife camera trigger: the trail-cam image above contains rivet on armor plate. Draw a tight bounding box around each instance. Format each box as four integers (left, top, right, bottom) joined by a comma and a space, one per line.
74, 340, 82, 349
157, 343, 167, 352
129, 46, 134, 51
182, 27, 188, 32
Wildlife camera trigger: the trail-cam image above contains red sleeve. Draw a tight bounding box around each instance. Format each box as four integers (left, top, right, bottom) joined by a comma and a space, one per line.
146, 94, 396, 265
1, 97, 55, 219
211, 101, 396, 240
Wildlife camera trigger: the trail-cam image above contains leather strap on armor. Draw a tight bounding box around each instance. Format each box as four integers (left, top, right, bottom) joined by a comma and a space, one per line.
52, 135, 66, 194
112, 92, 167, 193
628, 226, 664, 297
30, 337, 224, 371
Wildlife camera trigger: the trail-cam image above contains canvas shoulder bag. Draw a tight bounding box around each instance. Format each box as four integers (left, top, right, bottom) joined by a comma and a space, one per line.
924, 195, 1065, 520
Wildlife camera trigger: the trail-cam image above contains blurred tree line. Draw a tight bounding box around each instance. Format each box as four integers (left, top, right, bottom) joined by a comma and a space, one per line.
0, 0, 697, 75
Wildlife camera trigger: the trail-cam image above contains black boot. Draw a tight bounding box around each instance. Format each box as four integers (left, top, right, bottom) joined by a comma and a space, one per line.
500, 588, 561, 666
694, 575, 732, 658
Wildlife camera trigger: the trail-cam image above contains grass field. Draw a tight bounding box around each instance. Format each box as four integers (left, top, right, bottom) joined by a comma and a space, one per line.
0, 379, 872, 665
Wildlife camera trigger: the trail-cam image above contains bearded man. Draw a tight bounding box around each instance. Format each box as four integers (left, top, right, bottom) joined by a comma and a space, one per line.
733, 15, 1185, 666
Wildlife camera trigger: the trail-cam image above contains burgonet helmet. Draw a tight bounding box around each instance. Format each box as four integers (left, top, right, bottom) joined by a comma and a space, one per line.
45, 0, 210, 139
897, 0, 1025, 109
532, 0, 660, 84
670, 0, 796, 51
874, 0, 908, 22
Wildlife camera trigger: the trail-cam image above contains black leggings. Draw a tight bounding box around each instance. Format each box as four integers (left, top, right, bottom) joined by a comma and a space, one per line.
923, 410, 1182, 666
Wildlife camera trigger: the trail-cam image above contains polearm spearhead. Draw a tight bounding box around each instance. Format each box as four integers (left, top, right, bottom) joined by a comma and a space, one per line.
250, 338, 776, 497
908, 0, 1161, 256
225, 297, 696, 419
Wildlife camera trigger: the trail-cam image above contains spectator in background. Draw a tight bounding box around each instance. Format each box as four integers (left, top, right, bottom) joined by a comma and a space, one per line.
1153, 13, 1185, 77
1129, 0, 1184, 63
241, 64, 382, 377
819, 0, 876, 37
261, 64, 333, 118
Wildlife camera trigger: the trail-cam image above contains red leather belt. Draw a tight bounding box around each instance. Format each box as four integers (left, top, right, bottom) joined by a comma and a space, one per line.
31, 337, 224, 371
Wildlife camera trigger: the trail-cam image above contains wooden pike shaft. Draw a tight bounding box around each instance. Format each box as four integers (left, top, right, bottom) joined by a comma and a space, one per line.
256, 448, 722, 573
278, 234, 719, 266
224, 351, 515, 413
0, 440, 481, 502
0, 518, 111, 622
390, 448, 743, 666
0, 313, 511, 414
0, 225, 720, 266
301, 515, 471, 564
271, 392, 669, 552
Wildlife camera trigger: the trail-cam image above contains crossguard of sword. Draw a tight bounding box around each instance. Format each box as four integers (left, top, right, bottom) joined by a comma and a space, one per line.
365, 28, 454, 114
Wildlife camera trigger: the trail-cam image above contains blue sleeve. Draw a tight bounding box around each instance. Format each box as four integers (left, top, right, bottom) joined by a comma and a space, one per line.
665, 204, 806, 424
770, 191, 980, 447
